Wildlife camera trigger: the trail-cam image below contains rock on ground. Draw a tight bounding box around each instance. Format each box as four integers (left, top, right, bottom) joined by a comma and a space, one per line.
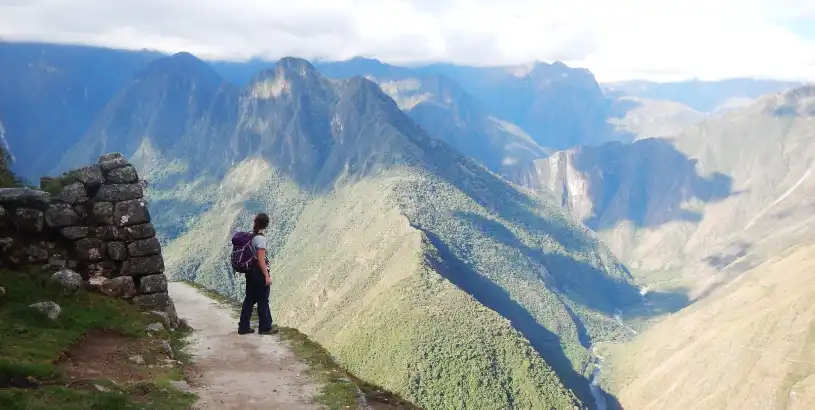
90, 276, 137, 299
50, 269, 83, 294
146, 322, 164, 333
30, 301, 61, 320
150, 310, 171, 329
128, 355, 145, 365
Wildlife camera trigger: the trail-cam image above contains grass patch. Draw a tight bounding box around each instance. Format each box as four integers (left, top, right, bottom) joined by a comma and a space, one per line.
167, 325, 194, 366
0, 269, 195, 409
0, 382, 195, 410
277, 327, 420, 409
39, 170, 82, 195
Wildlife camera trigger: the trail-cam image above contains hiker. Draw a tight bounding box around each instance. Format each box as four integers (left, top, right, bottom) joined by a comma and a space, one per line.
232, 213, 278, 335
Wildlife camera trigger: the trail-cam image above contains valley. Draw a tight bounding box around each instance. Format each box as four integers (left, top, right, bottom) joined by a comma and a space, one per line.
0, 39, 812, 410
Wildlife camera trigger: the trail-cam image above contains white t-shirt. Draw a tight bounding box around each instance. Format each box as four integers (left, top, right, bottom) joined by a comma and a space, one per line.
251, 234, 270, 268
250, 235, 267, 253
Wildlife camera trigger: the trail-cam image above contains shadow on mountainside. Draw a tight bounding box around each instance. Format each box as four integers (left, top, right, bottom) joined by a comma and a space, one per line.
455, 211, 641, 316
416, 226, 600, 407
455, 212, 692, 325
564, 137, 738, 231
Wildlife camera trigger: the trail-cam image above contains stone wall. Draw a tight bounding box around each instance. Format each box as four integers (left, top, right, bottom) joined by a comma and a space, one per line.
0, 153, 176, 323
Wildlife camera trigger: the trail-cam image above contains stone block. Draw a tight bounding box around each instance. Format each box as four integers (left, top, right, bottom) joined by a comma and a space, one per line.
106, 166, 138, 184
75, 238, 105, 262
60, 226, 89, 240
138, 274, 168, 294
87, 261, 117, 278
73, 165, 104, 188
56, 183, 88, 204
91, 202, 114, 225
25, 245, 49, 263
100, 157, 130, 173
13, 208, 44, 233
128, 237, 161, 257
90, 276, 137, 299
121, 223, 156, 241
122, 255, 164, 276
0, 188, 51, 209
90, 225, 120, 241
95, 184, 143, 202
132, 292, 172, 310
45, 203, 82, 228
108, 241, 128, 261
114, 199, 150, 227
98, 152, 124, 163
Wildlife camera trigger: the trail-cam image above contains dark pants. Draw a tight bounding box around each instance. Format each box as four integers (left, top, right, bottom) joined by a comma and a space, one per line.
238, 268, 273, 332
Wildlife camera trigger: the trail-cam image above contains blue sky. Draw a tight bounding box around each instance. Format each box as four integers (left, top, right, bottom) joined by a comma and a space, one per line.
0, 0, 813, 82
786, 20, 815, 39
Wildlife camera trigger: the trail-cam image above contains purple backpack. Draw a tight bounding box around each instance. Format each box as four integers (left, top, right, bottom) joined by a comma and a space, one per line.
230, 232, 258, 273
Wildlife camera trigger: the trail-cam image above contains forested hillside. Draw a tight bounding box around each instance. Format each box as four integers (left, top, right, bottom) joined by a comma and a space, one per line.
52, 52, 644, 409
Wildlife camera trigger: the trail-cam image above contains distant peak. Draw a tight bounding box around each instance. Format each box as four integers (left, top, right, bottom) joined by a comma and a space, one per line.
276, 57, 317, 74
138, 51, 222, 83
247, 57, 323, 100
171, 51, 197, 60
349, 56, 384, 64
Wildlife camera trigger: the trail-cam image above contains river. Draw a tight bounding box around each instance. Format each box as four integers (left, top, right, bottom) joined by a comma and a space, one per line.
587, 307, 640, 410
588, 348, 607, 410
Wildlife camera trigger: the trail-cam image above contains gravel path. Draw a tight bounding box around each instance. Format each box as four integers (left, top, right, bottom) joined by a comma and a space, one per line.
169, 282, 322, 410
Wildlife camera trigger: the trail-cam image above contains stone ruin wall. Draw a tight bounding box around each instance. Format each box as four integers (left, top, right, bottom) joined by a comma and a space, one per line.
0, 152, 176, 322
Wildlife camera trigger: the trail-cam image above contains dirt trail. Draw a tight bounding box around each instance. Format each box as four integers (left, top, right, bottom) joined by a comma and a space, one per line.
169, 282, 323, 410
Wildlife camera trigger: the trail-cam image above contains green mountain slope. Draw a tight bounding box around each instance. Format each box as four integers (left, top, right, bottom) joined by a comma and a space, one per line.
57, 52, 645, 409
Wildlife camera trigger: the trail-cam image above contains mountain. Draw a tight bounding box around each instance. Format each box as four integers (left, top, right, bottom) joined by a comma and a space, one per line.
54, 52, 647, 409
608, 96, 705, 141
603, 78, 803, 112
414, 61, 615, 149
222, 57, 628, 150
0, 41, 162, 181
512, 85, 815, 273
0, 117, 8, 160
0, 118, 21, 187
510, 85, 815, 407
317, 58, 550, 174
607, 237, 815, 410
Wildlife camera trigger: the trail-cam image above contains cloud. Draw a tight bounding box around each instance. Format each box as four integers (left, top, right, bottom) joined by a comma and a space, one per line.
0, 0, 813, 82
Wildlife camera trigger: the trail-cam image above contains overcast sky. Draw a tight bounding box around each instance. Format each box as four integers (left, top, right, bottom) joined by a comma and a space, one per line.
1, 0, 813, 82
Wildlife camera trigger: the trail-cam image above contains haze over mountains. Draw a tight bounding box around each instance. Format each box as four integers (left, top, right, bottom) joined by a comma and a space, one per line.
2, 39, 814, 410
21, 45, 641, 408
603, 78, 804, 113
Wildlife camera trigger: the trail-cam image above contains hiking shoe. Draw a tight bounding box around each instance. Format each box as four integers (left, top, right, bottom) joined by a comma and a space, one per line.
238, 328, 255, 335
258, 326, 279, 335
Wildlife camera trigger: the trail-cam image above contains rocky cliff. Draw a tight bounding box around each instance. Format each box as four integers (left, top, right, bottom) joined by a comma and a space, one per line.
0, 152, 176, 324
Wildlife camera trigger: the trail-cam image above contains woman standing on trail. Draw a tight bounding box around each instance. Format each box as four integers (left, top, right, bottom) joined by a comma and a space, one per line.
237, 213, 278, 335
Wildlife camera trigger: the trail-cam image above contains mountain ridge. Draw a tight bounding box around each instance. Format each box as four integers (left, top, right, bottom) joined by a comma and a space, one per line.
0, 41, 163, 181
603, 78, 804, 112
317, 58, 551, 175
51, 51, 647, 408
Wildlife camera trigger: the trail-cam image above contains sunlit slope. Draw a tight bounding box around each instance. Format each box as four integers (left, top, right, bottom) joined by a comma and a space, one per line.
59, 51, 642, 409
163, 164, 587, 409
606, 240, 815, 410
